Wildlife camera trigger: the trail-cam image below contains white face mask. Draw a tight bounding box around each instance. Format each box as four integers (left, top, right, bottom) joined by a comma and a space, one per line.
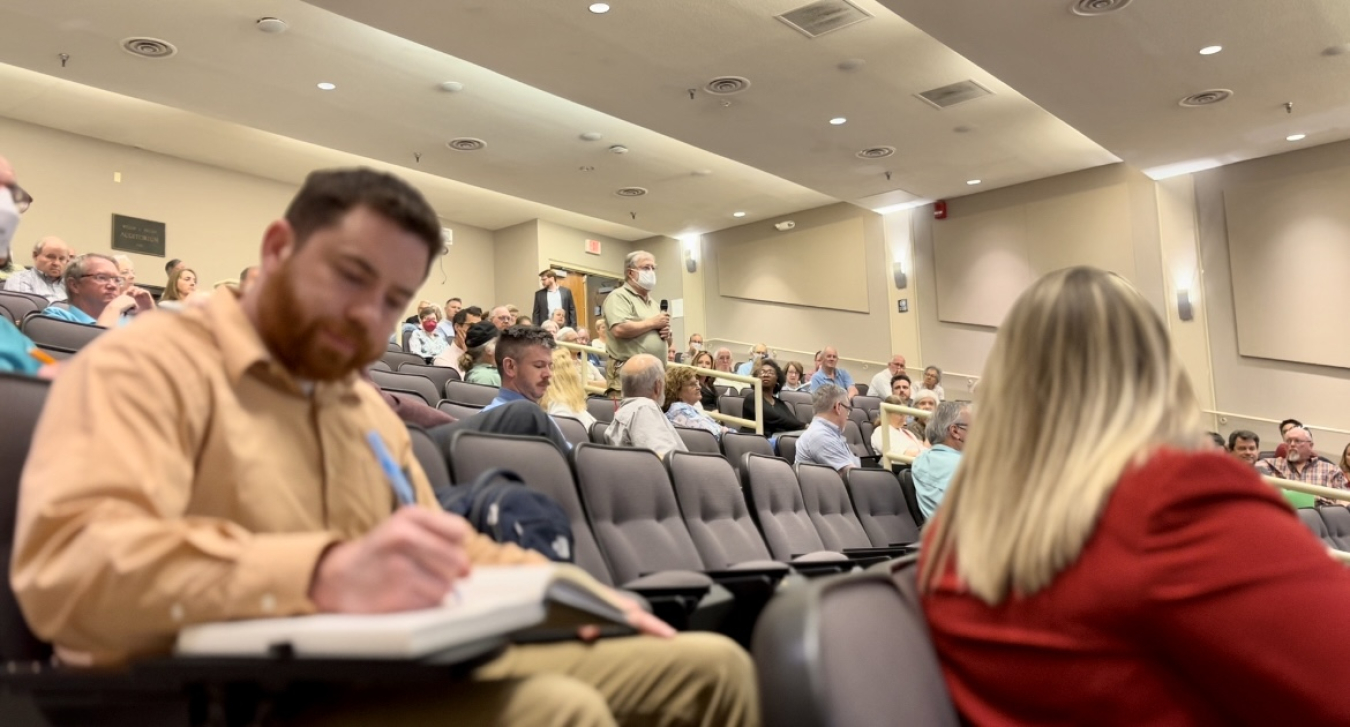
0, 193, 18, 262
636, 269, 656, 290
690, 342, 703, 351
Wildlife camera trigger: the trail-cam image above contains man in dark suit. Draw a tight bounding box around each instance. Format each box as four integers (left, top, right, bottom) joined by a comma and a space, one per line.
532, 268, 576, 329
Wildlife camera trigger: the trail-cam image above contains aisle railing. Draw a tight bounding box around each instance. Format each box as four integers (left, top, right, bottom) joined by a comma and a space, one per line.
878, 401, 933, 469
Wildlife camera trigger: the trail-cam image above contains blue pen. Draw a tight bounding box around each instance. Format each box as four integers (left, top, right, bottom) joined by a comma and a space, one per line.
367, 431, 416, 506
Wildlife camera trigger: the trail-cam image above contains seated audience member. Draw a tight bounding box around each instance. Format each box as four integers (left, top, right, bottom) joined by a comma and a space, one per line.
733, 343, 769, 376
664, 364, 728, 440
920, 266, 1350, 725
506, 304, 520, 326
681, 333, 704, 363
550, 307, 567, 329
809, 346, 858, 398
690, 350, 720, 410
1227, 430, 1260, 466
742, 358, 805, 436
433, 307, 481, 375
541, 319, 560, 336
515, 316, 533, 326
164, 258, 185, 277
4, 235, 72, 302
158, 266, 198, 307
1256, 426, 1348, 505
557, 327, 605, 383
1279, 418, 1303, 438
433, 297, 461, 340
869, 354, 907, 399
782, 360, 809, 392
794, 384, 859, 474
42, 253, 154, 327
871, 395, 926, 459
913, 365, 945, 402
909, 390, 939, 443
607, 353, 688, 459
540, 347, 597, 429
460, 320, 501, 386
911, 401, 970, 519
1206, 431, 1226, 451
111, 254, 136, 294
483, 325, 554, 410
593, 318, 609, 346
0, 154, 58, 377
407, 305, 447, 362
12, 168, 755, 724
711, 347, 740, 390
890, 372, 913, 402
489, 305, 513, 330
577, 326, 603, 368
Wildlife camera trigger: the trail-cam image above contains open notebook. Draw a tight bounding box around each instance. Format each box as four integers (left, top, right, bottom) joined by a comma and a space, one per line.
175, 564, 632, 659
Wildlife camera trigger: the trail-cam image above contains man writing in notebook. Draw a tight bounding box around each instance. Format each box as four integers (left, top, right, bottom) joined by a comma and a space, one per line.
12, 168, 756, 726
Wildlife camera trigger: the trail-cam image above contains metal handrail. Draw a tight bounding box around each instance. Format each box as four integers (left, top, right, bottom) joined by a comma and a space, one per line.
707, 336, 983, 387
1205, 409, 1350, 438
554, 340, 610, 396
878, 402, 933, 469
1263, 475, 1350, 564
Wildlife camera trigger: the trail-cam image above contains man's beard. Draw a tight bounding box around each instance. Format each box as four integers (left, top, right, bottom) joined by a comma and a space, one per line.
255, 259, 380, 381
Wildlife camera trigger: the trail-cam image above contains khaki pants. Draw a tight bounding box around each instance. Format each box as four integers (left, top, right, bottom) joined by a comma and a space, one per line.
287, 633, 758, 727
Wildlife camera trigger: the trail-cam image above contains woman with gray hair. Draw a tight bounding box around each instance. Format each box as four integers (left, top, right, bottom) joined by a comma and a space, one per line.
919, 266, 1350, 722
913, 365, 944, 402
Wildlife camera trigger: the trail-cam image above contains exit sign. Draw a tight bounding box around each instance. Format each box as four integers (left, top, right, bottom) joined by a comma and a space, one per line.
585, 238, 602, 255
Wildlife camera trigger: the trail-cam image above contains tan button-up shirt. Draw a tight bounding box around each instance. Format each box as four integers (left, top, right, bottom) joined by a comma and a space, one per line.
11, 289, 542, 666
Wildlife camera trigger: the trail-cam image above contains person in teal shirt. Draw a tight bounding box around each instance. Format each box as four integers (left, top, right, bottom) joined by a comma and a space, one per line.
0, 151, 50, 377
912, 401, 971, 518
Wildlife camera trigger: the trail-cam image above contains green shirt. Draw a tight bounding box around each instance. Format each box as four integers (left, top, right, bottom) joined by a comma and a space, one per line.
602, 282, 665, 365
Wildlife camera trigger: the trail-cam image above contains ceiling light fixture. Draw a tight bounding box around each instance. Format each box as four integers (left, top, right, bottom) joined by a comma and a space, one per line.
966, 179, 982, 186
1287, 133, 1307, 142
1198, 45, 1222, 55
579, 132, 604, 141
589, 3, 611, 13
732, 211, 747, 218
829, 117, 847, 125
316, 82, 336, 91
438, 81, 464, 93
255, 17, 289, 34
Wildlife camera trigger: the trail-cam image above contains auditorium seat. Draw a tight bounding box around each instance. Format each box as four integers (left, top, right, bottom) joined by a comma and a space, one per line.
587, 396, 616, 424
0, 373, 54, 664
397, 362, 459, 398
895, 468, 926, 527
776, 433, 801, 464
742, 453, 849, 567
793, 402, 815, 424
753, 559, 960, 727
853, 395, 882, 420
1317, 506, 1350, 551
20, 313, 104, 352
370, 369, 440, 407
370, 360, 392, 372
675, 426, 720, 454
444, 380, 499, 407
718, 394, 745, 418
779, 390, 812, 408
437, 400, 484, 421
553, 416, 590, 448
846, 469, 920, 548
589, 421, 609, 444
842, 420, 874, 460
380, 350, 424, 370
854, 382, 869, 396
386, 341, 401, 353
407, 425, 450, 491
721, 432, 775, 478
0, 291, 47, 325
796, 464, 875, 552
1297, 508, 1332, 547
666, 451, 786, 571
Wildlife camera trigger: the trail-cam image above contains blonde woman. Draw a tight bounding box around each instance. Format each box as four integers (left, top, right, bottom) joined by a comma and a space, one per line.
919, 267, 1350, 723
159, 267, 197, 304
540, 347, 597, 429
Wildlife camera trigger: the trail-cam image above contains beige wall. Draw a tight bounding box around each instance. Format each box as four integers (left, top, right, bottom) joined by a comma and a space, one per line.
2, 116, 495, 323
492, 220, 539, 316
538, 220, 631, 278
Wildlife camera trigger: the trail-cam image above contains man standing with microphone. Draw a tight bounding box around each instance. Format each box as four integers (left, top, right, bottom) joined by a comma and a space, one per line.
601, 250, 669, 397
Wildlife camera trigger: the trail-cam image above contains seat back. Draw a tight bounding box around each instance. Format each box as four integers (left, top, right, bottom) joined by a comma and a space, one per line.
675, 426, 720, 454
843, 419, 872, 458
793, 402, 815, 424
718, 394, 745, 417
370, 369, 440, 407
589, 421, 610, 444
553, 415, 591, 447
0, 373, 55, 662
437, 400, 484, 421
853, 395, 882, 420
753, 561, 959, 727
20, 313, 105, 352
587, 396, 616, 424
854, 382, 869, 396
380, 350, 424, 370
779, 390, 812, 407
0, 291, 47, 324
447, 431, 613, 585
572, 444, 706, 584
797, 463, 871, 550
846, 469, 920, 547
387, 341, 402, 353
1297, 508, 1332, 547
407, 426, 450, 491
1318, 506, 1350, 551
743, 453, 829, 560
444, 380, 500, 407
400, 325, 415, 352
776, 433, 800, 464
397, 363, 458, 399
721, 432, 775, 478
895, 468, 926, 527
370, 360, 392, 372
667, 451, 774, 568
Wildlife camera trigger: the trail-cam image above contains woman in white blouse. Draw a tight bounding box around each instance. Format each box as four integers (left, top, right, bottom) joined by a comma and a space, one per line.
871, 395, 928, 459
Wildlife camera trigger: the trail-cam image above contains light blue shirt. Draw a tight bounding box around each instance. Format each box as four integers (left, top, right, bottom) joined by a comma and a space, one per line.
3, 268, 67, 302
0, 319, 41, 376
483, 388, 572, 449
810, 367, 854, 393
666, 401, 723, 440
41, 305, 97, 325
912, 444, 962, 518
795, 417, 859, 472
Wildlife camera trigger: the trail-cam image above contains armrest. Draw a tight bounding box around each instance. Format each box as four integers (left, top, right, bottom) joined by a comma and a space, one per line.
842, 546, 916, 559
624, 571, 713, 601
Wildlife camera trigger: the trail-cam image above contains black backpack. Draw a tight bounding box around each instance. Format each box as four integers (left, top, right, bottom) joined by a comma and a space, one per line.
436, 468, 575, 563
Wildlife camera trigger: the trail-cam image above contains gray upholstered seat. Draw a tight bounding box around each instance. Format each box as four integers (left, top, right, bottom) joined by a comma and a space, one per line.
370, 369, 441, 406
370, 360, 392, 372
0, 291, 47, 325
776, 433, 801, 463
797, 463, 872, 551
675, 426, 720, 454
1317, 506, 1350, 551
667, 451, 781, 570
721, 432, 775, 478
553, 415, 590, 447
853, 394, 883, 420
396, 362, 460, 398
718, 394, 745, 418
743, 453, 839, 562
379, 350, 425, 370
589, 421, 609, 444
587, 397, 616, 423
793, 402, 815, 423
1297, 508, 1332, 547
443, 380, 500, 407
0, 373, 55, 663
779, 390, 812, 407
20, 313, 105, 352
407, 425, 450, 492
895, 467, 927, 527
846, 469, 921, 547
446, 430, 614, 585
752, 559, 960, 727
842, 419, 873, 458
436, 400, 484, 421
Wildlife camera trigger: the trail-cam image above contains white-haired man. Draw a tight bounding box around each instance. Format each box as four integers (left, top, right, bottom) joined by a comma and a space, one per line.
607, 353, 687, 459
601, 250, 669, 395
41, 253, 154, 327
911, 401, 971, 518
1257, 426, 1348, 506
4, 235, 72, 302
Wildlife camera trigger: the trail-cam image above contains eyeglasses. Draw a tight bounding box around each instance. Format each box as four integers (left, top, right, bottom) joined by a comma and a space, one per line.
80, 274, 127, 286
953, 423, 969, 431
1286, 438, 1311, 445
8, 184, 32, 214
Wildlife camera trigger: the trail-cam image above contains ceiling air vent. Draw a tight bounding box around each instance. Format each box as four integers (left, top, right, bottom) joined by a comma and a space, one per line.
916, 80, 993, 110
777, 0, 872, 39
615, 187, 648, 197
446, 138, 486, 151
704, 76, 751, 95
1071, 0, 1133, 16
1178, 89, 1232, 107
121, 37, 177, 58
856, 146, 895, 159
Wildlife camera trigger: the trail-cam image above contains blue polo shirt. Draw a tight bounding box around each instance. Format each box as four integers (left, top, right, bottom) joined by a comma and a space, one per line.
809, 367, 854, 393
794, 417, 859, 472
0, 319, 41, 376
41, 305, 97, 325
912, 444, 962, 518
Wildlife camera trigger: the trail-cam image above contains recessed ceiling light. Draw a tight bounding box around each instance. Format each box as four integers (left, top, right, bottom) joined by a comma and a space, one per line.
317, 82, 336, 91
966, 179, 982, 186
1287, 133, 1307, 142
829, 117, 847, 125
438, 81, 464, 93
579, 131, 604, 141
589, 3, 611, 13
732, 211, 747, 218
255, 17, 288, 34
1198, 45, 1222, 55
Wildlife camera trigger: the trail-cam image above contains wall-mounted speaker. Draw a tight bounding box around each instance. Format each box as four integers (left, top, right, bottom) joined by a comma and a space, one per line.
892, 262, 908, 290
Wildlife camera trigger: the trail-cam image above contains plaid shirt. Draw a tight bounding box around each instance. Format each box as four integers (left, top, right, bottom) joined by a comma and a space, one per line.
1256, 456, 1348, 506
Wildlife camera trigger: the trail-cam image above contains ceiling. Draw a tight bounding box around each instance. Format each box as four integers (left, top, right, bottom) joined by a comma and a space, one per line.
0, 0, 1339, 237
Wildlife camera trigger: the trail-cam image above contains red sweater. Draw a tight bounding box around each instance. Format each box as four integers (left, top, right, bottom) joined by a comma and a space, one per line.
921, 449, 1350, 726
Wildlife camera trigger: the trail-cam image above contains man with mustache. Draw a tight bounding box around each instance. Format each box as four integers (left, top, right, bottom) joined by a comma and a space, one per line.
11, 168, 756, 726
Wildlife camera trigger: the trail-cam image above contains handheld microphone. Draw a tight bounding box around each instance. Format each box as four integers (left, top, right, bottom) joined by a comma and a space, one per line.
660, 299, 669, 313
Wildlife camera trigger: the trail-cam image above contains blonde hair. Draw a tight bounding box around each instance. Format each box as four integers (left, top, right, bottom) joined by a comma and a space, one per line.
540, 348, 587, 414
161, 267, 198, 302
920, 267, 1203, 604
